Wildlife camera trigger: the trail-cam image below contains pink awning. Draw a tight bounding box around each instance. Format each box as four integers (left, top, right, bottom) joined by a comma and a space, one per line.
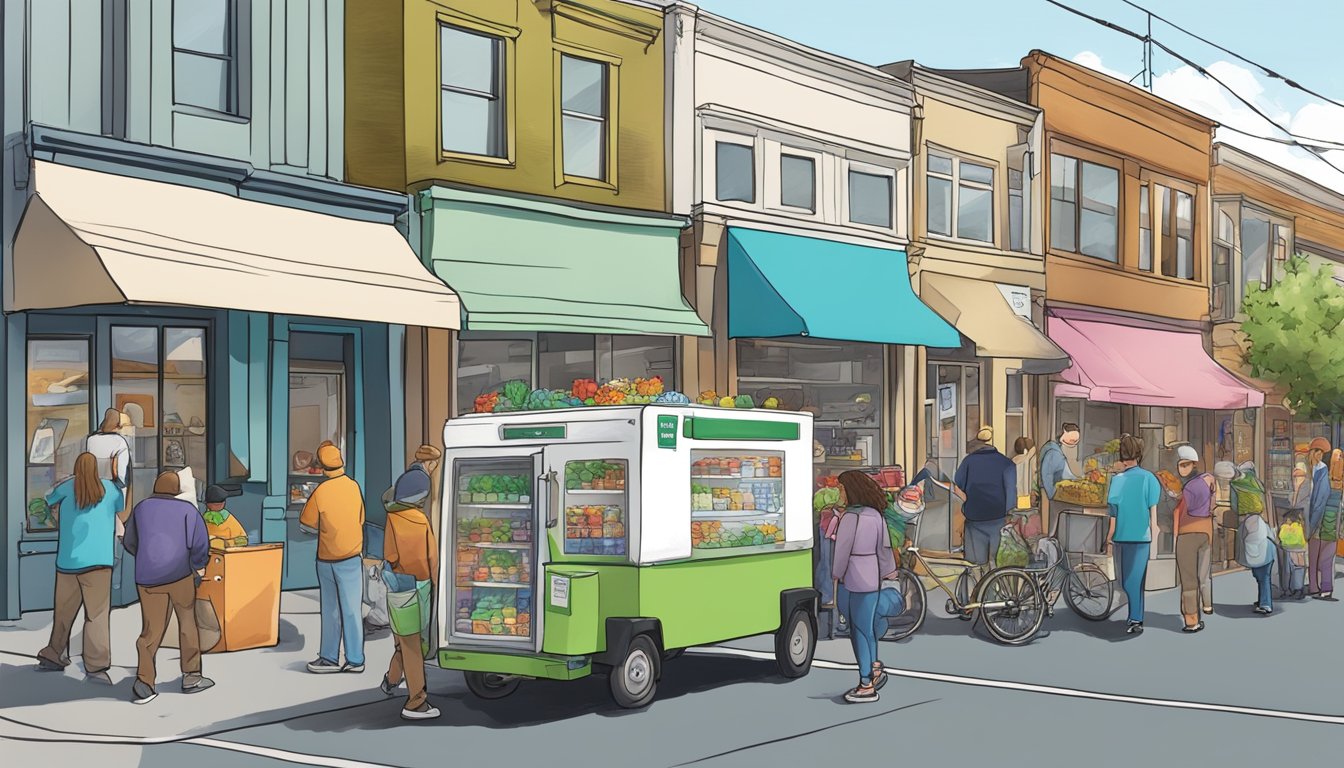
1047, 312, 1265, 410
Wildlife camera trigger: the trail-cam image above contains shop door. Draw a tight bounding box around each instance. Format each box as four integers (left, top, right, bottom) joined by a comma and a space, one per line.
920, 364, 980, 553
108, 324, 209, 606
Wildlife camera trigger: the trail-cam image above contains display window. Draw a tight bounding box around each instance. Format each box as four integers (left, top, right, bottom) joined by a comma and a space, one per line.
563, 458, 628, 556
288, 332, 352, 508
25, 338, 92, 532
690, 450, 785, 552
451, 458, 535, 642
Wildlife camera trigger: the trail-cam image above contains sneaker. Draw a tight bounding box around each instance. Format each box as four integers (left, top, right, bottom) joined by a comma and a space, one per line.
36, 656, 65, 672
132, 680, 157, 705
870, 666, 888, 691
1125, 622, 1144, 635
843, 684, 880, 704
307, 658, 342, 674
341, 663, 365, 674
86, 670, 113, 685
401, 701, 441, 721
182, 674, 215, 693
380, 675, 400, 696
1202, 607, 1214, 615
1317, 594, 1338, 602
1181, 621, 1205, 634
1254, 606, 1273, 615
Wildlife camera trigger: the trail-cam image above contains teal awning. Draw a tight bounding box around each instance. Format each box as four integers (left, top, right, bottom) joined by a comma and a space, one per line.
726, 228, 960, 347
422, 187, 710, 336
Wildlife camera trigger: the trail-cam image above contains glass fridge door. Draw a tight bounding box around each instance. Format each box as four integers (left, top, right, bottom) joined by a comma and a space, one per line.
449, 455, 539, 648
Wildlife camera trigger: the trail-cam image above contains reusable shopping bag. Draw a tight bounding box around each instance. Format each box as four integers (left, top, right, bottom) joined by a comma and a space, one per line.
387, 578, 432, 637
996, 525, 1031, 568
363, 559, 389, 629
1229, 473, 1266, 516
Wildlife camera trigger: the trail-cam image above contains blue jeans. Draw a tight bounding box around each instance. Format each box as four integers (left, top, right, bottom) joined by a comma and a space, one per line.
317, 556, 364, 666
838, 585, 880, 685
1114, 542, 1150, 624
1251, 563, 1273, 610
816, 525, 835, 606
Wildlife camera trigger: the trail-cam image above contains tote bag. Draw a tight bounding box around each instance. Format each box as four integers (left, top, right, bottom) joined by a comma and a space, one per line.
388, 578, 433, 657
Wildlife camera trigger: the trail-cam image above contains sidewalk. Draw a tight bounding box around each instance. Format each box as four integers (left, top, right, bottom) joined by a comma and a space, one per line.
0, 590, 461, 741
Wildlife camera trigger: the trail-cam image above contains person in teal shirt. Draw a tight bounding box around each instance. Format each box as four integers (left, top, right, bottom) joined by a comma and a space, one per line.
1106, 434, 1161, 635
36, 452, 124, 683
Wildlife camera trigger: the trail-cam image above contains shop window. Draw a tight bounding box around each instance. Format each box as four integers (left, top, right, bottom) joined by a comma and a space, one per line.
560, 54, 608, 180
716, 141, 755, 203
607, 336, 675, 382
691, 450, 785, 554
780, 153, 816, 212
539, 333, 596, 391
458, 339, 533, 416
1050, 153, 1118, 263
25, 338, 92, 533
564, 458, 628, 556
439, 23, 506, 158
288, 332, 351, 508
848, 169, 893, 229
172, 0, 248, 116
926, 152, 994, 243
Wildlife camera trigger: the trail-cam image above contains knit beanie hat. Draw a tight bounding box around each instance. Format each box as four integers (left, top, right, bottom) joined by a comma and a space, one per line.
392, 468, 431, 508
317, 441, 344, 470
414, 444, 442, 463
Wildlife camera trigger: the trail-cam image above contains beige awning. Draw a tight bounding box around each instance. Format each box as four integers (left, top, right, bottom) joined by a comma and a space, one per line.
7, 161, 460, 328
920, 273, 1067, 362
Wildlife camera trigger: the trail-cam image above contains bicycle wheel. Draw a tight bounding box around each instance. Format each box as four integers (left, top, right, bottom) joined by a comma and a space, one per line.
1064, 563, 1114, 621
881, 568, 927, 641
978, 568, 1045, 645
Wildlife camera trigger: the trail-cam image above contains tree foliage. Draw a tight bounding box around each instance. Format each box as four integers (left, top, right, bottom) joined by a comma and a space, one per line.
1242, 255, 1344, 419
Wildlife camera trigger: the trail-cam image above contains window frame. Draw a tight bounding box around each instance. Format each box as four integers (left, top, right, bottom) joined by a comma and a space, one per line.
1138, 169, 1202, 283
777, 151, 818, 214
1046, 144, 1124, 267
1211, 201, 1237, 320
708, 131, 759, 207
170, 0, 251, 119
924, 146, 998, 246
844, 160, 897, 232
436, 11, 520, 167
553, 45, 621, 190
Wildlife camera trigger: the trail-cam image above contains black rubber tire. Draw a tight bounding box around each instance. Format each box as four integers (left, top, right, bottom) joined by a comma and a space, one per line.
1064, 564, 1114, 621
609, 634, 660, 709
881, 568, 927, 641
775, 607, 816, 678
464, 671, 521, 700
978, 568, 1046, 645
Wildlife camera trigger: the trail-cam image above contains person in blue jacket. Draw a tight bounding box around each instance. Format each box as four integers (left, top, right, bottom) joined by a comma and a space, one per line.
952, 426, 1016, 575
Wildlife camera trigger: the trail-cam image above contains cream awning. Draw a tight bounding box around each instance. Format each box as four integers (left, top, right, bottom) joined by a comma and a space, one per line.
7, 161, 461, 328
920, 273, 1067, 362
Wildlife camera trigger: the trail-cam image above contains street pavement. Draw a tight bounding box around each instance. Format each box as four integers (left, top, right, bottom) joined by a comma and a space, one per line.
2, 562, 1341, 767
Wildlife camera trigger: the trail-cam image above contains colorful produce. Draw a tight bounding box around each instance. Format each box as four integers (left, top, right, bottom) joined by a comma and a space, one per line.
593, 385, 627, 405
734, 395, 755, 409
570, 378, 599, 401
762, 397, 780, 409
564, 461, 626, 490
698, 390, 719, 405
473, 392, 499, 414
1156, 470, 1183, 496
718, 396, 736, 408
692, 520, 784, 549
813, 487, 841, 512
464, 591, 532, 637
459, 473, 531, 504
1053, 479, 1107, 507
634, 376, 665, 396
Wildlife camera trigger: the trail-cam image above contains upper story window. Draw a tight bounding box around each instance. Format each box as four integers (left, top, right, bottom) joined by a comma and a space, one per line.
716, 141, 756, 204
439, 24, 506, 158
1008, 165, 1027, 252
848, 169, 893, 229
1212, 208, 1235, 319
1050, 153, 1118, 263
560, 54, 608, 180
172, 0, 247, 116
926, 151, 994, 244
1159, 186, 1196, 280
780, 153, 816, 212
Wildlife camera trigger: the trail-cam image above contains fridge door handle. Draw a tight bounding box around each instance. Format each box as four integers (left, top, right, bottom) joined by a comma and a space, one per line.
542, 470, 559, 528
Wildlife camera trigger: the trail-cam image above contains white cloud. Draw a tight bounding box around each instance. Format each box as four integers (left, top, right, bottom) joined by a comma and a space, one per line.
1071, 52, 1344, 196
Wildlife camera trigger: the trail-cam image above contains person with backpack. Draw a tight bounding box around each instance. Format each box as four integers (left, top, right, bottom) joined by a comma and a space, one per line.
1237, 510, 1277, 615
1173, 445, 1216, 633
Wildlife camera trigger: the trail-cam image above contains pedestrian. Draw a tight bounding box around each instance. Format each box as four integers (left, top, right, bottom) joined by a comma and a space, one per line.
300, 441, 367, 673
87, 408, 132, 492
412, 444, 443, 542
1304, 437, 1337, 600
1106, 434, 1161, 635
202, 485, 247, 549
1039, 423, 1080, 502
122, 471, 213, 704
1012, 436, 1037, 505
831, 470, 897, 704
379, 469, 441, 720
952, 427, 1016, 577
1236, 510, 1277, 615
35, 452, 124, 684
1173, 445, 1215, 633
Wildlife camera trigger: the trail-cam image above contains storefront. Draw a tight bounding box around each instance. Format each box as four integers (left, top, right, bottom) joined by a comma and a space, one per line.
6, 160, 460, 614
1045, 308, 1264, 588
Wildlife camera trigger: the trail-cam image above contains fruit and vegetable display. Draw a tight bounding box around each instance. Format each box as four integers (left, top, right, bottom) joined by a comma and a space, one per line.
565, 505, 627, 555
455, 546, 531, 585
455, 590, 532, 638
1156, 470, 1184, 497
457, 512, 532, 544
1053, 479, 1107, 507
691, 456, 782, 479
1081, 457, 1110, 485
458, 473, 532, 505
471, 377, 698, 413
565, 461, 626, 491
692, 519, 784, 549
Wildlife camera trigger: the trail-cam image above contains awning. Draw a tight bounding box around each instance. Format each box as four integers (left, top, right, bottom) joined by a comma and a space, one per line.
726, 228, 960, 347
422, 187, 709, 336
920, 273, 1068, 364
9, 161, 461, 328
1047, 311, 1265, 409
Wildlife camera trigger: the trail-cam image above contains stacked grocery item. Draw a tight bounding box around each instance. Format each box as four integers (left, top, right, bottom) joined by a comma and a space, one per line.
691, 456, 782, 478
564, 461, 626, 491
1051, 453, 1114, 507
469, 377, 799, 413
564, 505, 627, 555
457, 474, 532, 505
456, 547, 531, 586
457, 513, 532, 544
692, 519, 785, 549
455, 590, 532, 638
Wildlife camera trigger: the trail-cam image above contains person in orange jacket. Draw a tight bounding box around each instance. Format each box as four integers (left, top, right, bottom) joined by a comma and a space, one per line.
300, 442, 366, 674
379, 469, 440, 720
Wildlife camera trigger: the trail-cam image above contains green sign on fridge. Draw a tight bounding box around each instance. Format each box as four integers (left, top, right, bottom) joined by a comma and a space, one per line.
656, 415, 678, 449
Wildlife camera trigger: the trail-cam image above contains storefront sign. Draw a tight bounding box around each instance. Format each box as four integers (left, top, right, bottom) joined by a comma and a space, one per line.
549, 574, 570, 612
656, 415, 678, 449
502, 425, 566, 440
682, 417, 800, 441
996, 284, 1032, 321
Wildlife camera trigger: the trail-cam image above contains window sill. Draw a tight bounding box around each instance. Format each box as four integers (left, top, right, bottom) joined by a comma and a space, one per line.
173, 104, 250, 125
439, 151, 516, 169
559, 175, 618, 192
927, 232, 998, 249
1048, 249, 1124, 271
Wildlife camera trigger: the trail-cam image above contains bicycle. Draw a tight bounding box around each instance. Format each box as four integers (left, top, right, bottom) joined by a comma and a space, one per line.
1025, 533, 1114, 621
885, 545, 1047, 645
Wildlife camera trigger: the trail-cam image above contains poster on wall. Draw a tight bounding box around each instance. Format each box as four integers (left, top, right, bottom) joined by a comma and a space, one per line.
937, 383, 957, 421
1234, 425, 1253, 464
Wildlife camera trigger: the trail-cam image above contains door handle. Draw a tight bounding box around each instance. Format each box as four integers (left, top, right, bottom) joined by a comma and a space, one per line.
541, 470, 559, 528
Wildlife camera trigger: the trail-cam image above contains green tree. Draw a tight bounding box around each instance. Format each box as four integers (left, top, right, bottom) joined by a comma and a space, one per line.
1242, 255, 1344, 419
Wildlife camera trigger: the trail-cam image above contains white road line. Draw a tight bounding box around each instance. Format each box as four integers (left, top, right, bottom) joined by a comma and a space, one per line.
690, 647, 1344, 726
186, 738, 400, 768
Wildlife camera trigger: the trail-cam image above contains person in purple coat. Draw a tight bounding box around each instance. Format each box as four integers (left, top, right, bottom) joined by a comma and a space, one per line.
831, 470, 898, 704
122, 471, 213, 704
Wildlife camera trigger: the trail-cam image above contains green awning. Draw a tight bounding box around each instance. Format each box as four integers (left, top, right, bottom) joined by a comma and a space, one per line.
727, 228, 960, 347
421, 187, 709, 336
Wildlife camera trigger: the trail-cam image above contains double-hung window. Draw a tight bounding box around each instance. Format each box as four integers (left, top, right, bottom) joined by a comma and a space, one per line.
1212, 207, 1235, 319
926, 152, 994, 243
1050, 153, 1119, 263
439, 24, 506, 158
560, 54, 608, 180
1158, 186, 1195, 280
172, 0, 247, 116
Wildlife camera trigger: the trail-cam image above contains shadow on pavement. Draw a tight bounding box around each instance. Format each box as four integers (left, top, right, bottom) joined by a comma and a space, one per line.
0, 662, 129, 708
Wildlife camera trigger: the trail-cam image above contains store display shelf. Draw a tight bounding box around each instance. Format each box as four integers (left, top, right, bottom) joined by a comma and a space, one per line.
691, 474, 783, 481
565, 489, 625, 494
691, 509, 782, 519
458, 503, 533, 510
460, 581, 530, 590
463, 542, 531, 550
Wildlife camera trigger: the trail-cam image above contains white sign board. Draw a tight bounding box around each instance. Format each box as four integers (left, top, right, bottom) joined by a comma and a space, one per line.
549, 574, 570, 610
997, 284, 1032, 321
937, 383, 958, 420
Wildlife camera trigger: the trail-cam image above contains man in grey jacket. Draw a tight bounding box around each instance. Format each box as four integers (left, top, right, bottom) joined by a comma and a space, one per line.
1039, 423, 1081, 501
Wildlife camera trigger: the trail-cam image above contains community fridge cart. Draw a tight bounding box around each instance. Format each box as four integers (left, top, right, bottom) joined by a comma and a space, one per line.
437, 405, 817, 709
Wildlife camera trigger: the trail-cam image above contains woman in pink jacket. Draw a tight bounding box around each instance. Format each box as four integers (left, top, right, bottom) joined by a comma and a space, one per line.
831, 470, 898, 704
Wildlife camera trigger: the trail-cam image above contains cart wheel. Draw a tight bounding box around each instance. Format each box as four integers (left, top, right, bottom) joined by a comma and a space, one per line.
978, 568, 1045, 645
1064, 564, 1114, 621
464, 671, 520, 700
609, 634, 659, 709
775, 607, 816, 678
882, 568, 926, 641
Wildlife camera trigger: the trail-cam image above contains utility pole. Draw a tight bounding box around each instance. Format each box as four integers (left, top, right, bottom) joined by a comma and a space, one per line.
1143, 10, 1153, 90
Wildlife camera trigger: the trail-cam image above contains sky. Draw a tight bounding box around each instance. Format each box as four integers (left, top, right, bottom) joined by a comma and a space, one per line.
692, 0, 1344, 193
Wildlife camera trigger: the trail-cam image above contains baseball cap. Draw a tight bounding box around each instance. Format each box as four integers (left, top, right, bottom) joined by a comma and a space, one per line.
205, 485, 242, 504
1175, 445, 1199, 463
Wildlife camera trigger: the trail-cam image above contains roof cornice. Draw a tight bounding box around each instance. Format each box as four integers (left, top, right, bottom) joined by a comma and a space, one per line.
908, 66, 1040, 125
1027, 50, 1217, 132
1214, 142, 1344, 216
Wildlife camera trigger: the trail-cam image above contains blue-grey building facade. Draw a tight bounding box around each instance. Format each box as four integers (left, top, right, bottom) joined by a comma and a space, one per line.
0, 0, 459, 618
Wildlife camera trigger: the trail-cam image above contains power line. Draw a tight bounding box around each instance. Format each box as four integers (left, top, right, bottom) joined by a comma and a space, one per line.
1118, 0, 1344, 111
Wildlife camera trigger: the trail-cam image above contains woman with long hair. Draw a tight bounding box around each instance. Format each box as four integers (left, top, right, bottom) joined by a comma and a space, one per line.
831, 470, 897, 703
36, 452, 124, 683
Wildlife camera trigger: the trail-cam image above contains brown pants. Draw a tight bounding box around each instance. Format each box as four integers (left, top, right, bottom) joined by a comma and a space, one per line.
136, 576, 201, 687
40, 567, 112, 673
386, 632, 428, 711
1176, 533, 1212, 621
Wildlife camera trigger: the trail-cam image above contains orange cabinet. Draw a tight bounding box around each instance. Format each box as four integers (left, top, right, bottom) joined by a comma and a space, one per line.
197, 543, 284, 652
